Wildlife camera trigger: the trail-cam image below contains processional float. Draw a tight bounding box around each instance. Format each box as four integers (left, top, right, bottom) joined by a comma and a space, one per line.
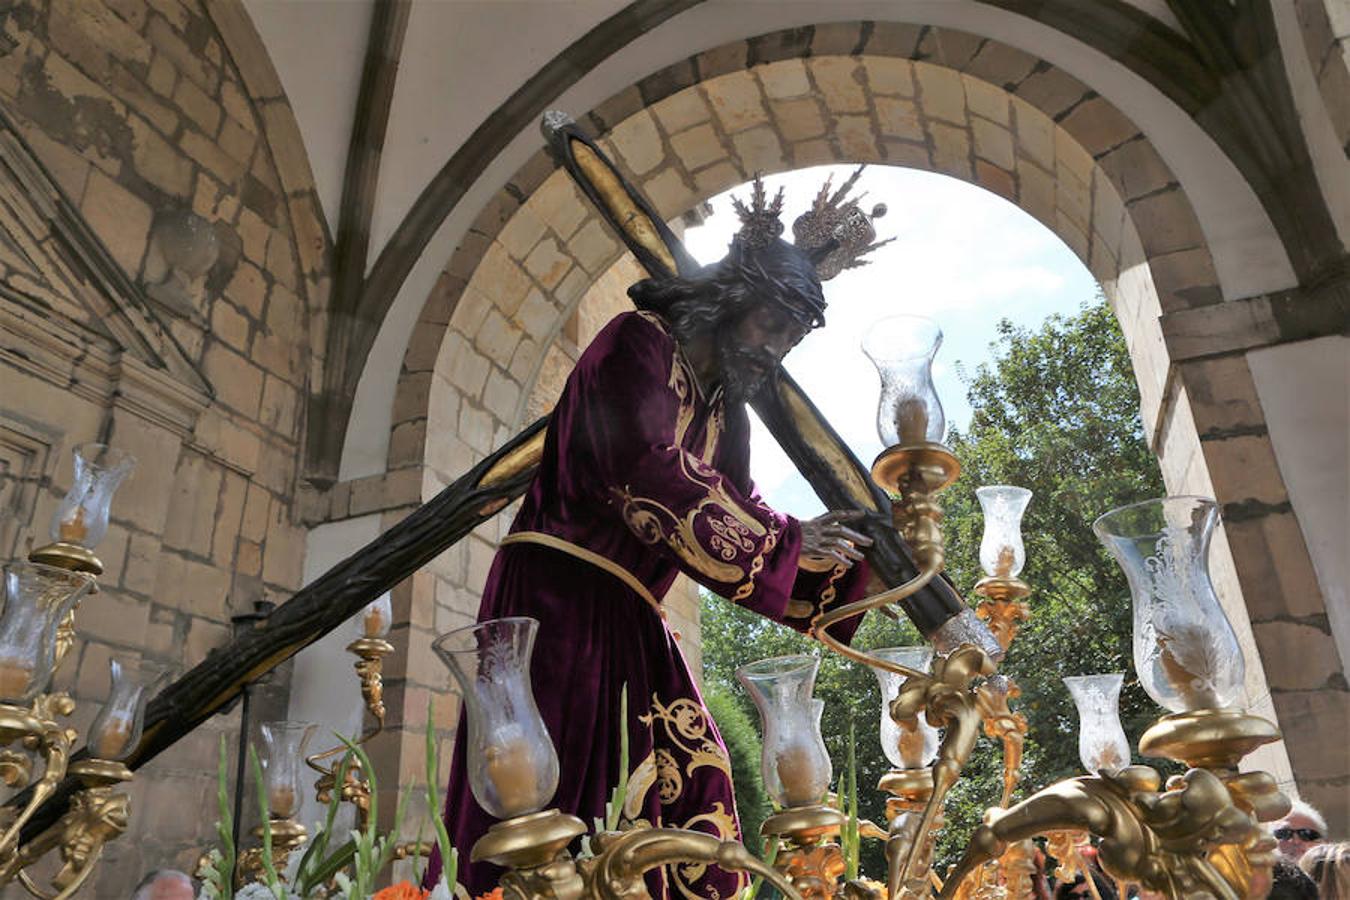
0, 110, 1289, 899
434, 113, 1289, 899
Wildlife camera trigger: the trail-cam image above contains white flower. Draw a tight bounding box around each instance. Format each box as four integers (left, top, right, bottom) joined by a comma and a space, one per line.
233, 884, 300, 900
428, 881, 455, 900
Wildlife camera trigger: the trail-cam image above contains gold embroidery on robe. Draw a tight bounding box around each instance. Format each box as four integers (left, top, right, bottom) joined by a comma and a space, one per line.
640, 694, 732, 783
624, 751, 658, 820
700, 404, 722, 463
615, 449, 774, 587
630, 690, 743, 900
731, 515, 781, 602
671, 802, 745, 900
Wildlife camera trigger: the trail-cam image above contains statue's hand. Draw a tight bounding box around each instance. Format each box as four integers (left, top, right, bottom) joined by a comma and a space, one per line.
799, 510, 872, 569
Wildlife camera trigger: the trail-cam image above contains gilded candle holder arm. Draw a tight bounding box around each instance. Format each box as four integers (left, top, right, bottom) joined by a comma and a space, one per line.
303, 595, 396, 828
938, 766, 1267, 900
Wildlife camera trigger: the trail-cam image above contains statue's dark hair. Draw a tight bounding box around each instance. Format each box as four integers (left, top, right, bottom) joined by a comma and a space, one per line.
627, 237, 826, 344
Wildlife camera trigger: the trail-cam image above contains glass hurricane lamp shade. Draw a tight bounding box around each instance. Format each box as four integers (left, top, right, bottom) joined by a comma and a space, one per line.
1093, 496, 1245, 713
432, 617, 559, 820
872, 647, 940, 769
48, 444, 136, 549
258, 720, 317, 819
0, 562, 94, 703
862, 316, 946, 447
737, 655, 832, 808
360, 593, 393, 639
88, 658, 172, 760
1063, 674, 1131, 774
976, 486, 1033, 578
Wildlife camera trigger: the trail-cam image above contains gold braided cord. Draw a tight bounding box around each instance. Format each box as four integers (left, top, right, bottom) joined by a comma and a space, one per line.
809, 559, 941, 681
500, 532, 664, 616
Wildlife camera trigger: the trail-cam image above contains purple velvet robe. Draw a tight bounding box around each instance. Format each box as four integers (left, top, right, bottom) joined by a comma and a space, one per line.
426, 311, 868, 897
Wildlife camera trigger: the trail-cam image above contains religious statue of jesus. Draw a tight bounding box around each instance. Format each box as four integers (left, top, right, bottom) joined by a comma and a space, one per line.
426, 174, 890, 898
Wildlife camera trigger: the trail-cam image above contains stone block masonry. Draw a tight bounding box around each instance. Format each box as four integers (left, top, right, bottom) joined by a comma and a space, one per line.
0, 0, 328, 890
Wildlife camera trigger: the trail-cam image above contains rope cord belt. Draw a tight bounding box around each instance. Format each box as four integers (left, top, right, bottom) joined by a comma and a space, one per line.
500, 531, 665, 618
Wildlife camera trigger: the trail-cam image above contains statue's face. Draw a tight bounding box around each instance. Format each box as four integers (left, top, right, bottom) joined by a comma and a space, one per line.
716, 300, 810, 403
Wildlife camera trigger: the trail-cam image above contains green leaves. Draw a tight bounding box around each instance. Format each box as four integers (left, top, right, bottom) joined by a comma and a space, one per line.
201, 735, 236, 900
247, 745, 285, 899
704, 684, 767, 848
425, 702, 458, 892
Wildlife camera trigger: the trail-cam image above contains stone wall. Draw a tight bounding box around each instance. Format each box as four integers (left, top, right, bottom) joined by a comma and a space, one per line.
0, 0, 327, 888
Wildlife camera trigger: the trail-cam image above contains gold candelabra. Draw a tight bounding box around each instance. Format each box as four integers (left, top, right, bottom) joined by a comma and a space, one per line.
233, 596, 400, 886
0, 444, 158, 898
471, 807, 800, 900
303, 597, 396, 833
474, 316, 1290, 900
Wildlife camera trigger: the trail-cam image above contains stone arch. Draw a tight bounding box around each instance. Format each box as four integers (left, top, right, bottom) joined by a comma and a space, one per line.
381, 26, 1340, 822
204, 0, 332, 345
1292, 0, 1350, 161
399, 40, 1219, 482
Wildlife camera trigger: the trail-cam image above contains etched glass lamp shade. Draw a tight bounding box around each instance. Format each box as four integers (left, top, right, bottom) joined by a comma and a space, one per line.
1093, 497, 1244, 712
872, 647, 939, 769
88, 657, 172, 761
862, 316, 945, 447
737, 655, 832, 808
976, 486, 1033, 578
360, 593, 393, 638
49, 444, 136, 549
1063, 674, 1130, 773
258, 720, 316, 819
0, 563, 93, 703
432, 617, 559, 820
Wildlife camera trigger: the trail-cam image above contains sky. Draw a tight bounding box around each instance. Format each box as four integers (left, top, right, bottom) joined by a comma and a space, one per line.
682, 165, 1101, 518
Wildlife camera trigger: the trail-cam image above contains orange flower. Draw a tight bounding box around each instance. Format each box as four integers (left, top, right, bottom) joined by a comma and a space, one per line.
475, 888, 504, 900
373, 882, 428, 900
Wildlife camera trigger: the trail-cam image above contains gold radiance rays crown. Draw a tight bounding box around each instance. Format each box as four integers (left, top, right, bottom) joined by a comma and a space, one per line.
731, 166, 894, 281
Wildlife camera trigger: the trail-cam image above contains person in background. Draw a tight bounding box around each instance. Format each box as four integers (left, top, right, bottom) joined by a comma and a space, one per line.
1266, 859, 1319, 900
1272, 799, 1329, 862
130, 869, 194, 900
1052, 870, 1117, 900
1300, 841, 1350, 900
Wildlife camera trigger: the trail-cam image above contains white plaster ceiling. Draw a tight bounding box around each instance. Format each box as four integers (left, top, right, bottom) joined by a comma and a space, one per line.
374, 0, 631, 267
243, 0, 627, 260
239, 0, 1291, 481
243, 0, 1188, 269
242, 0, 375, 231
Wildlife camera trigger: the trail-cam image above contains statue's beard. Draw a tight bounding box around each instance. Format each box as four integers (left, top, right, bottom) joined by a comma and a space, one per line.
717, 339, 779, 404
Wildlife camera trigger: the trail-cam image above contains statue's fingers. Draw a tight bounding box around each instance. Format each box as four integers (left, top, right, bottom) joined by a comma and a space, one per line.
823, 509, 868, 522
827, 525, 873, 546
831, 538, 866, 562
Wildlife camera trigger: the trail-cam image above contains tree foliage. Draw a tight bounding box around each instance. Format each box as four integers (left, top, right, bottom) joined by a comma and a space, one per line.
704, 684, 769, 848
700, 300, 1169, 878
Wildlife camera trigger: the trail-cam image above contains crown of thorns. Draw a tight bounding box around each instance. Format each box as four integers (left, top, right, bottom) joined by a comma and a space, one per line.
730, 166, 893, 281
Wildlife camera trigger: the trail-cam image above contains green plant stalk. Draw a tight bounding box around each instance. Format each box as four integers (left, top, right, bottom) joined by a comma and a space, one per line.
426, 704, 457, 891
742, 836, 779, 900
295, 748, 353, 896
412, 820, 426, 885
845, 720, 859, 882
248, 745, 285, 898
337, 733, 412, 895
604, 685, 630, 832
301, 841, 358, 892
377, 785, 414, 875
337, 736, 377, 896
212, 735, 236, 900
